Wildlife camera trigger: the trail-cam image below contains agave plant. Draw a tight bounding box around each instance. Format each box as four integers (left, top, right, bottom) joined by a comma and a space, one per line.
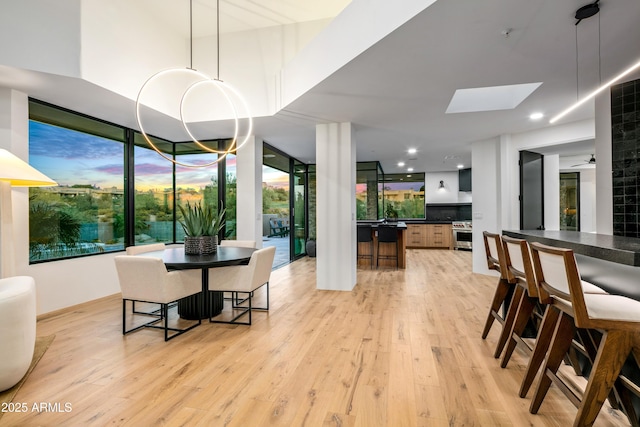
178, 201, 226, 237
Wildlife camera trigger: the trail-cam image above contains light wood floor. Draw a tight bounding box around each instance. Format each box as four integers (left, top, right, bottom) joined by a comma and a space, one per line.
3, 250, 631, 426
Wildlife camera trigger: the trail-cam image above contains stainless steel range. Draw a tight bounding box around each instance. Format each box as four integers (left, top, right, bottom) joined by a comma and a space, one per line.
452, 221, 472, 250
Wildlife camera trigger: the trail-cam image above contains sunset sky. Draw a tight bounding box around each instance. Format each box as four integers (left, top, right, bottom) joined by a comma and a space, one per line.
29, 120, 289, 192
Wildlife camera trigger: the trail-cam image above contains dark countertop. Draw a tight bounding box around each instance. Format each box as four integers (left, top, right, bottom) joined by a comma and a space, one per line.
403, 219, 455, 224
357, 221, 407, 229
503, 230, 640, 266
357, 219, 456, 225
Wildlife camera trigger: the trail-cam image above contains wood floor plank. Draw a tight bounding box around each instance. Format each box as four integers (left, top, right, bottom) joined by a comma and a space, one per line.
1, 249, 631, 426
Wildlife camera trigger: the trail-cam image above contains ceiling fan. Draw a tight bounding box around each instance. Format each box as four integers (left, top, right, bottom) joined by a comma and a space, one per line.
571, 154, 596, 167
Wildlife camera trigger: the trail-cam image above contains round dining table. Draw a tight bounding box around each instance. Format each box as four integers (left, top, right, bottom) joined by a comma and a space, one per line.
143, 246, 256, 320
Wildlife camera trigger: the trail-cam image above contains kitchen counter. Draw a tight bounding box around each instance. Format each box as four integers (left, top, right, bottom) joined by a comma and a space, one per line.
502, 229, 640, 266
357, 222, 407, 268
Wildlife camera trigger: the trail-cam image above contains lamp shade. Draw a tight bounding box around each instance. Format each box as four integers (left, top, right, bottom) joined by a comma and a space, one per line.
0, 149, 57, 187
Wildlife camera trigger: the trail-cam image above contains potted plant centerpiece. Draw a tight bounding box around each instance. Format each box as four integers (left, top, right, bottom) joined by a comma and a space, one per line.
178, 201, 225, 255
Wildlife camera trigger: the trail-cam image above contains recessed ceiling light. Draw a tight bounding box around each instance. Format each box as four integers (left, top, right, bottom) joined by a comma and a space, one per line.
407, 148, 417, 154
457, 164, 464, 169
397, 161, 405, 167
529, 112, 544, 120
407, 167, 414, 172
263, 154, 276, 158
407, 174, 412, 178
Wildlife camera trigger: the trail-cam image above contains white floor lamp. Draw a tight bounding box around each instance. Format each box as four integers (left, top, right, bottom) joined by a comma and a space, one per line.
0, 149, 57, 278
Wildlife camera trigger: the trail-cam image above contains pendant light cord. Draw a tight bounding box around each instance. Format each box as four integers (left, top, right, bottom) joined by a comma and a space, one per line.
575, 26, 579, 101
217, 0, 220, 80
189, 0, 193, 70
598, 11, 601, 85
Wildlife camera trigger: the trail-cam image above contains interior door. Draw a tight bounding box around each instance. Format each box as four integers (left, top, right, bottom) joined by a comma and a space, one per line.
520, 150, 544, 230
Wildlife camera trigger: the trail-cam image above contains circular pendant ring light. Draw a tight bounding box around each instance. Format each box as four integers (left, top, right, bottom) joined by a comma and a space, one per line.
134, 0, 253, 168
180, 78, 240, 155
179, 78, 253, 155
135, 68, 228, 168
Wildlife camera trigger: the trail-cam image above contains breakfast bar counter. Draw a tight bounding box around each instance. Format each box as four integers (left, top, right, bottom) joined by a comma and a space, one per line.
502, 229, 640, 266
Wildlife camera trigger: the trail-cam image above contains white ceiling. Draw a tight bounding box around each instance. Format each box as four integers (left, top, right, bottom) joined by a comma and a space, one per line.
137, 0, 351, 36
3, 0, 640, 174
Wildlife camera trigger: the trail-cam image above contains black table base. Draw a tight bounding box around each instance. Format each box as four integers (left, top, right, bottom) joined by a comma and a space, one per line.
178, 291, 223, 320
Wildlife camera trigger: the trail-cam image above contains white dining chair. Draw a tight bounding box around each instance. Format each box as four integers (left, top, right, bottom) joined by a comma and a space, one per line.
124, 242, 166, 315
220, 240, 256, 248
208, 246, 276, 325
125, 242, 166, 255
114, 255, 202, 341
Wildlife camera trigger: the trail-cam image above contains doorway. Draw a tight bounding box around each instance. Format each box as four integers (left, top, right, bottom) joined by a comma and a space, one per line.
560, 172, 580, 231
262, 144, 309, 267
520, 150, 545, 230
262, 146, 290, 268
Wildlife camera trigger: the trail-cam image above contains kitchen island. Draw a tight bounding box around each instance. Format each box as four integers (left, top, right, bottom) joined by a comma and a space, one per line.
357, 221, 407, 268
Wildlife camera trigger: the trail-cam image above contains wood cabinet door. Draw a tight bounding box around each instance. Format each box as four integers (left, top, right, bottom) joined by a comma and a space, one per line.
406, 224, 427, 247
426, 224, 452, 248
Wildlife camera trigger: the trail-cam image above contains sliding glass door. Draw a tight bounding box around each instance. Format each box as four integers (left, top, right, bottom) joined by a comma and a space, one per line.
292, 160, 307, 258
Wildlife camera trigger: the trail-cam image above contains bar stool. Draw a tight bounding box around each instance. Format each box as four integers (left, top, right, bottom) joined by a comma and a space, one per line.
376, 225, 399, 269
519, 242, 610, 399
357, 224, 374, 269
481, 232, 514, 341
528, 242, 640, 427
495, 236, 542, 364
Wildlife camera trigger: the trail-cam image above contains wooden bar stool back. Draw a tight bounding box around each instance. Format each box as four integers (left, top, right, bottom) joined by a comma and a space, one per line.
376, 225, 399, 269
519, 245, 610, 400
481, 231, 513, 340
496, 236, 541, 364
357, 224, 374, 269
528, 242, 640, 427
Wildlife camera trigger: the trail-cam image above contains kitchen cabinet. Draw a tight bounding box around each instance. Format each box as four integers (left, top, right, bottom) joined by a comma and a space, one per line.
426, 224, 452, 249
406, 224, 452, 249
406, 224, 427, 248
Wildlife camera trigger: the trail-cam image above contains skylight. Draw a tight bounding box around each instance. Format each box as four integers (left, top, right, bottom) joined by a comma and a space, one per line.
445, 82, 542, 114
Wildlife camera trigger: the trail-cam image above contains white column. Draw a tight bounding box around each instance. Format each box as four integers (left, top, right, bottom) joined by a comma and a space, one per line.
471, 137, 501, 274
0, 89, 29, 278
235, 135, 263, 248
543, 154, 560, 231
316, 122, 356, 291
595, 90, 612, 234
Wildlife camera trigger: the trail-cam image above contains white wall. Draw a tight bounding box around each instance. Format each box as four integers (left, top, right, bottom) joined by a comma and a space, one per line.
579, 168, 597, 232
281, 0, 438, 109
193, 20, 331, 119
81, 0, 186, 114
471, 138, 502, 274
471, 120, 598, 274
594, 90, 613, 234
424, 171, 472, 204
0, 0, 81, 77
543, 154, 560, 231
236, 136, 263, 247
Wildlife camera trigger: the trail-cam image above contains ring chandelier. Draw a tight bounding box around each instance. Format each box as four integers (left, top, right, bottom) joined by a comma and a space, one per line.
134, 0, 253, 168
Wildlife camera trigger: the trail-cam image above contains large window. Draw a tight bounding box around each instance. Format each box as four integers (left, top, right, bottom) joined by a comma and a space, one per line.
133, 135, 174, 245
356, 162, 383, 220
225, 153, 237, 239
28, 99, 237, 262
29, 104, 125, 261
381, 173, 425, 219
174, 141, 223, 240
308, 165, 316, 240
